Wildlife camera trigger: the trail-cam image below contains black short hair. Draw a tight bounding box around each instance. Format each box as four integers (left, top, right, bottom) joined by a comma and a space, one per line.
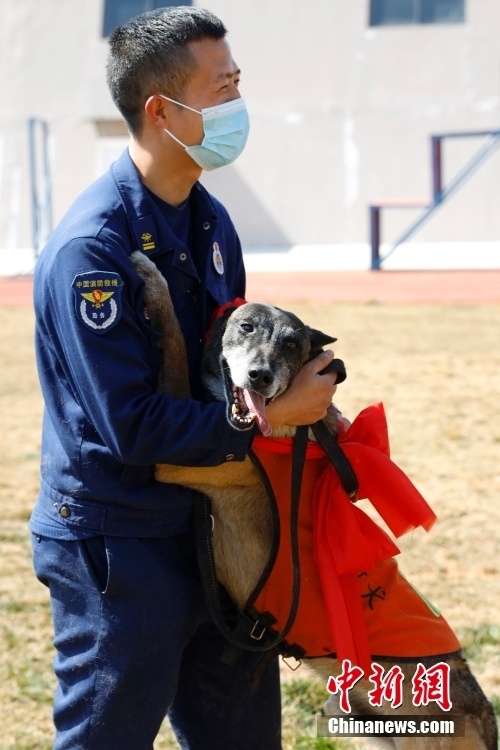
106, 6, 227, 136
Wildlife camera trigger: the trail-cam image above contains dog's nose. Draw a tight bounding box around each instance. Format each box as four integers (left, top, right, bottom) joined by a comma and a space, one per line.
248, 368, 274, 390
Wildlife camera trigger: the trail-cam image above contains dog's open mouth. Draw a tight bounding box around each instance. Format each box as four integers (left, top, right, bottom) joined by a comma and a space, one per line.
231, 386, 272, 436
222, 362, 272, 436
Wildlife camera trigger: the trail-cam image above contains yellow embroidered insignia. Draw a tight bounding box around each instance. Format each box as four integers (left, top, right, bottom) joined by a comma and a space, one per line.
141, 232, 156, 251
81, 290, 115, 308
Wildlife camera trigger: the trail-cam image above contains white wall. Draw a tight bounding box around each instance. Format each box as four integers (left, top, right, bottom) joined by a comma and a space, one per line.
0, 0, 498, 271
201, 0, 500, 248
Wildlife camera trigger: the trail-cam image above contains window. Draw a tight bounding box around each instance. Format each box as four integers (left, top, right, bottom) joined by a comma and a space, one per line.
370, 0, 465, 26
103, 1, 192, 37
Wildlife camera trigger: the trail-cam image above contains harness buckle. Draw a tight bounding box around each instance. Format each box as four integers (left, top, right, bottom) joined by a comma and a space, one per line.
250, 620, 267, 641
282, 655, 302, 671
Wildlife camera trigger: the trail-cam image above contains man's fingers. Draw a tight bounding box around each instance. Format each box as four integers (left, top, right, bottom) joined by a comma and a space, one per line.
308, 349, 335, 374
307, 350, 338, 387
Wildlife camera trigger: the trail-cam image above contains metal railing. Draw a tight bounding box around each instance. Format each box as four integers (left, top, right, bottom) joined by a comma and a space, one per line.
369, 129, 500, 270
28, 117, 53, 258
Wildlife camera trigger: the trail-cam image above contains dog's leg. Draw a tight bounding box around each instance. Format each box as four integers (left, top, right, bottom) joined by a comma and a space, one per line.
130, 251, 190, 398
155, 456, 259, 488
130, 252, 272, 608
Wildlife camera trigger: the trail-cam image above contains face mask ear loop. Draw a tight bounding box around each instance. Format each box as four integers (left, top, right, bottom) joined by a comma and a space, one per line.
164, 129, 189, 149
158, 94, 202, 116
159, 95, 202, 150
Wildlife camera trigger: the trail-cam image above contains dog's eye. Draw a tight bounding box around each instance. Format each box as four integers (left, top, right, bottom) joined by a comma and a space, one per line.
284, 338, 298, 349
240, 323, 253, 333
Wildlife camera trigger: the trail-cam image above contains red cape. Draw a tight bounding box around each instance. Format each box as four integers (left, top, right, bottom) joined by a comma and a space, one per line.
249, 404, 460, 674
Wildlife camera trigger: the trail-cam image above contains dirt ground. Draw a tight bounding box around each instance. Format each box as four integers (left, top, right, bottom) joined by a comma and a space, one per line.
1, 300, 499, 748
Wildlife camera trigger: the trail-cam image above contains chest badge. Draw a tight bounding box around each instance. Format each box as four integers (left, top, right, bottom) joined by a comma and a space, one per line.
212, 242, 224, 275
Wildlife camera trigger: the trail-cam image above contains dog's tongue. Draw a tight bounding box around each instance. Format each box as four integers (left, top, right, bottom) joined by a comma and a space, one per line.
243, 389, 272, 436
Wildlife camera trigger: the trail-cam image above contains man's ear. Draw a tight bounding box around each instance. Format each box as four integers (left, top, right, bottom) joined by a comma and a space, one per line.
308, 327, 337, 349
144, 95, 170, 129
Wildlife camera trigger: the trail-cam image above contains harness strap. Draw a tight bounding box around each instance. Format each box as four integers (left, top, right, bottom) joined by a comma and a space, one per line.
193, 494, 270, 651
311, 420, 359, 499
194, 426, 308, 653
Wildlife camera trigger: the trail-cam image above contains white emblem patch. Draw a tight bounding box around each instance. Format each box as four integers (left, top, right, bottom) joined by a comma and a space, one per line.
80, 297, 118, 331
212, 242, 224, 275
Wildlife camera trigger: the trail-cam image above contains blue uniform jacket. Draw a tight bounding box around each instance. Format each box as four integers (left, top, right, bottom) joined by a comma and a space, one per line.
30, 149, 252, 539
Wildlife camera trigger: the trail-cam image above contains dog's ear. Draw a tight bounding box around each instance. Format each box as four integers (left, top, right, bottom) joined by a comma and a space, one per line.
307, 328, 347, 382
307, 327, 338, 364
308, 327, 337, 349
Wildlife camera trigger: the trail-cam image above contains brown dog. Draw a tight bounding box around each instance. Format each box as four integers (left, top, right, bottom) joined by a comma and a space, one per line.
131, 251, 497, 750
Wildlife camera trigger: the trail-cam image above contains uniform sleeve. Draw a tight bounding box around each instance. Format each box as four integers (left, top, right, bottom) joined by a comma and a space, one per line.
35, 237, 253, 467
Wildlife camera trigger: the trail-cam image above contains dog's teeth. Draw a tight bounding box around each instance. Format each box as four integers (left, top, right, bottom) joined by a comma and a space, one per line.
232, 404, 238, 415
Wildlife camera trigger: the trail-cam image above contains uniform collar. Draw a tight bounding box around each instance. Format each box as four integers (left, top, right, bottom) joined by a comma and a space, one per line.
111, 148, 219, 255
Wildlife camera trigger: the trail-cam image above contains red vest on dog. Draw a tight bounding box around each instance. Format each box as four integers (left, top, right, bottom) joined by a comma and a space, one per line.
248, 403, 461, 674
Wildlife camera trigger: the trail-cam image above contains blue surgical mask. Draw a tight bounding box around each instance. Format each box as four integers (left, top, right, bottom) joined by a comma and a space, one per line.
160, 95, 250, 171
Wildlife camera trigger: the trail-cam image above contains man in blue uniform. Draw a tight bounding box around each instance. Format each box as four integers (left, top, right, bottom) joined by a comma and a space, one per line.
31, 7, 338, 749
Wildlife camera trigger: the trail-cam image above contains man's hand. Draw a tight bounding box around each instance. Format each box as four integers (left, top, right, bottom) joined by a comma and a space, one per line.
266, 350, 338, 429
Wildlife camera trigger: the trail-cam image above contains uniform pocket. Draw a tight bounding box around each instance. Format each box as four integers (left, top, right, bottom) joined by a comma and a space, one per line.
81, 536, 110, 594
82, 536, 142, 598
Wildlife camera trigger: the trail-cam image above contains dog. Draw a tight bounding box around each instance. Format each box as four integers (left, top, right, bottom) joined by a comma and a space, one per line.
131, 251, 497, 750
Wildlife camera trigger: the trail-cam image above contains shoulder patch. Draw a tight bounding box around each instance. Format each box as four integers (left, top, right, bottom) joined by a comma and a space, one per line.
72, 272, 124, 334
